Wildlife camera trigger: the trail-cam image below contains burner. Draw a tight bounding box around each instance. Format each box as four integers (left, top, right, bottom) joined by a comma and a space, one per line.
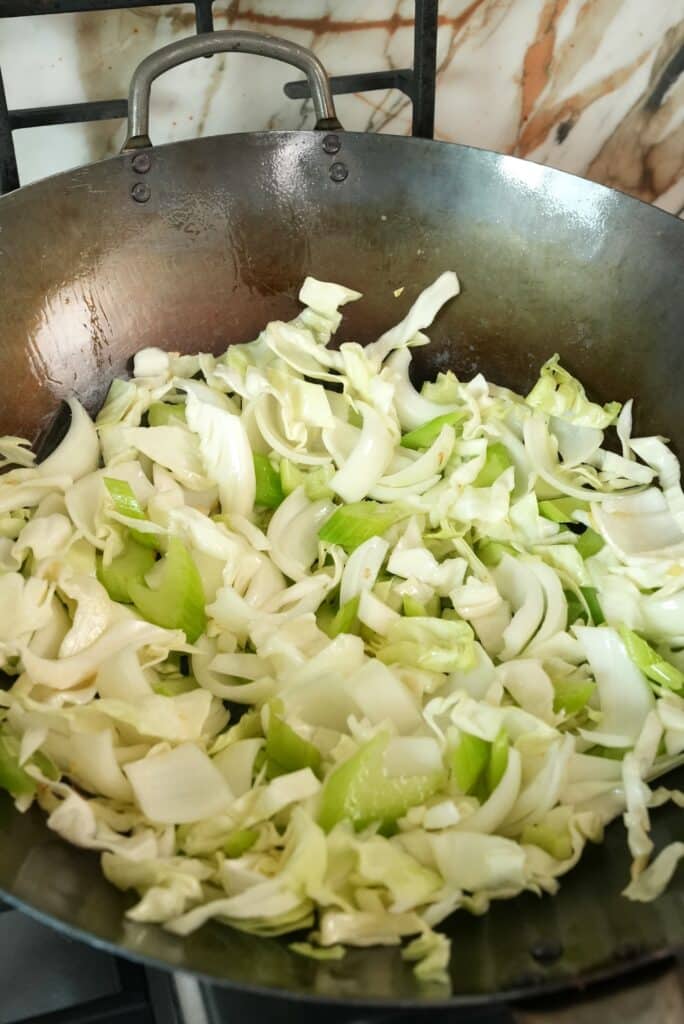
0, 0, 438, 193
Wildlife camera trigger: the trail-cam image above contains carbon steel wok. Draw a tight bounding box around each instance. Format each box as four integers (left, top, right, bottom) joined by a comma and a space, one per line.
0, 30, 683, 1010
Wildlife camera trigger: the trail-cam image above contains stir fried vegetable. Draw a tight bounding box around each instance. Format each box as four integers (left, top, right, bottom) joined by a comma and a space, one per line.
1, 271, 684, 985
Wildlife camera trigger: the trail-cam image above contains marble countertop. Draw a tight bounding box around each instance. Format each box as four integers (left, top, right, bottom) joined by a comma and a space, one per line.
0, 0, 682, 215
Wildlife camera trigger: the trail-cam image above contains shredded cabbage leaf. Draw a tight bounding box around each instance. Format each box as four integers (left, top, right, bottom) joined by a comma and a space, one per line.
2, 271, 684, 986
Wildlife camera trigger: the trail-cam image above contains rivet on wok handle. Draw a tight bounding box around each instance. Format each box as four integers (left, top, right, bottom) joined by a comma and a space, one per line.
322, 134, 341, 155
131, 182, 151, 203
121, 30, 342, 152
131, 152, 151, 174
329, 162, 348, 183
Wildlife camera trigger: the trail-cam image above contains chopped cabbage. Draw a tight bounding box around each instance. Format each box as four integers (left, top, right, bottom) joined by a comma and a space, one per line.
3, 270, 684, 985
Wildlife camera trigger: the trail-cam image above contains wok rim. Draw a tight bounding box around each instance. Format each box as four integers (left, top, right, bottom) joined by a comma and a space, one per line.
1, 883, 680, 1010
2, 128, 683, 231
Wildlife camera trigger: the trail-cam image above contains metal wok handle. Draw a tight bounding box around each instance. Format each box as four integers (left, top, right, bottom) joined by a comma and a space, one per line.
122, 30, 341, 151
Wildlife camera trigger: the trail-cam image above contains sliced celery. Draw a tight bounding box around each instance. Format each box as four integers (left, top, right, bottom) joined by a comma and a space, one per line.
319, 733, 443, 832
451, 732, 489, 794
475, 539, 515, 568
575, 528, 604, 560
324, 596, 360, 638
128, 537, 207, 643
564, 588, 587, 628
473, 443, 513, 487
280, 461, 334, 500
265, 713, 321, 779
402, 595, 428, 618
521, 821, 573, 861
590, 745, 630, 761
618, 626, 684, 692
0, 733, 36, 797
253, 454, 284, 508
96, 538, 156, 605
280, 460, 305, 496
152, 675, 198, 696
103, 477, 157, 549
318, 501, 410, 552
538, 497, 588, 523
400, 411, 465, 450
580, 586, 604, 625
223, 828, 259, 859
147, 402, 186, 427
104, 476, 147, 521
553, 678, 595, 715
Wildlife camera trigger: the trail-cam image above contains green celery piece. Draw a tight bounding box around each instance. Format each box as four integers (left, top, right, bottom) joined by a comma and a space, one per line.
96, 539, 156, 605
147, 402, 186, 427
538, 501, 567, 524
538, 497, 588, 523
104, 476, 147, 520
521, 821, 573, 860
0, 733, 36, 797
451, 732, 490, 794
33, 750, 59, 781
580, 586, 605, 625
253, 747, 268, 778
576, 527, 604, 560
487, 728, 509, 793
280, 459, 305, 496
316, 602, 336, 637
618, 626, 684, 692
359, 622, 382, 646
128, 537, 207, 643
253, 454, 284, 508
265, 713, 321, 779
564, 588, 587, 628
553, 678, 595, 715
152, 675, 198, 696
402, 595, 428, 618
475, 539, 515, 568
474, 442, 513, 487
325, 596, 360, 638
280, 462, 307, 497
590, 745, 631, 761
223, 828, 259, 859
441, 608, 461, 622
318, 502, 411, 552
303, 466, 335, 501
318, 733, 443, 832
103, 477, 157, 549
400, 411, 465, 450
281, 461, 334, 501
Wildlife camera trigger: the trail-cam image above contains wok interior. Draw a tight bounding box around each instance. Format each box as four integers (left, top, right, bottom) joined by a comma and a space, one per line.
1, 132, 682, 454
0, 130, 683, 1003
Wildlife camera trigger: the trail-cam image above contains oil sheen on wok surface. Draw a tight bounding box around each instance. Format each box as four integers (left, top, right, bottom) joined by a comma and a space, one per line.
0, 133, 683, 1003
3, 267, 684, 987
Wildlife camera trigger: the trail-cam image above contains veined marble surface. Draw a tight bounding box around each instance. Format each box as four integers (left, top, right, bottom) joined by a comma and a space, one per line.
0, 0, 682, 215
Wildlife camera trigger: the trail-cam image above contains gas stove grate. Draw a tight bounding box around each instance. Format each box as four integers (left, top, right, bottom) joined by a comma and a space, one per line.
0, 0, 438, 194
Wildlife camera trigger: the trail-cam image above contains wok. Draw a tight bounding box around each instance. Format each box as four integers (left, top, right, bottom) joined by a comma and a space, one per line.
0, 29, 683, 1010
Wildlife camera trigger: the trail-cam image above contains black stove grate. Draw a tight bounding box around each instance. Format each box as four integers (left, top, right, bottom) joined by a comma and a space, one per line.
0, 0, 438, 194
